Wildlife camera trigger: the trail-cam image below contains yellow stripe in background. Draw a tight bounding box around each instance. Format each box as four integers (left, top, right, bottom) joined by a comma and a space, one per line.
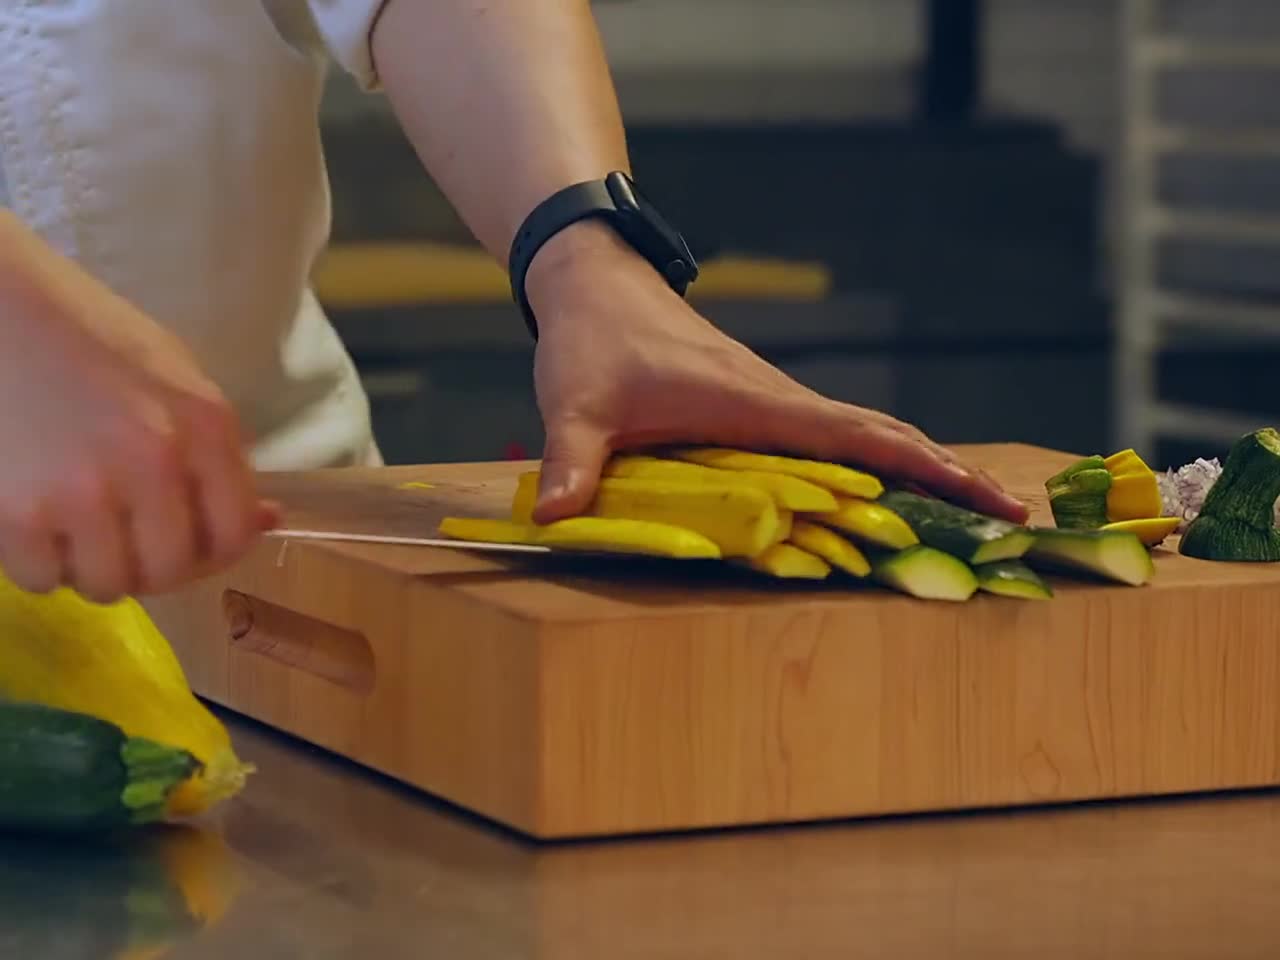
312, 242, 832, 309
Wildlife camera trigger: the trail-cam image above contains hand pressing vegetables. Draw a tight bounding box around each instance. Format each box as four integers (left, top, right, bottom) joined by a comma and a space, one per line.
1178, 428, 1280, 563
438, 445, 1172, 599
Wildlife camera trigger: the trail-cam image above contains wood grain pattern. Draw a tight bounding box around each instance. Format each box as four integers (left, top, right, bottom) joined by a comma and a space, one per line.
145, 444, 1280, 838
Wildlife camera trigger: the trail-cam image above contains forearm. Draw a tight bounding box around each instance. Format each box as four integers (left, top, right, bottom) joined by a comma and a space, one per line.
370, 0, 630, 264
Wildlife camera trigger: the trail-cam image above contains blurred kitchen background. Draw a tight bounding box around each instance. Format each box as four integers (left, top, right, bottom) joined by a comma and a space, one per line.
311, 0, 1280, 471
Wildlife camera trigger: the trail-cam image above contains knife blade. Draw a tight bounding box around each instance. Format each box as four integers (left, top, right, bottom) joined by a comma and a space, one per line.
263, 528, 550, 553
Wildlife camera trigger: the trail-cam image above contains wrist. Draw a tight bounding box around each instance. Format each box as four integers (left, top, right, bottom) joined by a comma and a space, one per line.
524, 219, 650, 323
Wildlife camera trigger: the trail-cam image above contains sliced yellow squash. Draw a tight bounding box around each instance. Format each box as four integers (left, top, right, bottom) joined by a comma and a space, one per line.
438, 516, 722, 559
738, 543, 832, 580
810, 496, 919, 550
1102, 516, 1181, 547
788, 520, 871, 577
603, 454, 839, 512
666, 447, 883, 499
512, 472, 782, 557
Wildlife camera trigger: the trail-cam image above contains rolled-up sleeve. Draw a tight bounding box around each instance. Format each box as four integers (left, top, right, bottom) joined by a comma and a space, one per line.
306, 0, 391, 89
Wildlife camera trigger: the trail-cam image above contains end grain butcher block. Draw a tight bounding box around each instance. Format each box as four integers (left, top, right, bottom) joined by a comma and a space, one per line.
145, 444, 1280, 839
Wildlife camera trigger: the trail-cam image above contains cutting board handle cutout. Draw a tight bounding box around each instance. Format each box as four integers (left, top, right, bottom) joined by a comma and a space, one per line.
221, 590, 376, 695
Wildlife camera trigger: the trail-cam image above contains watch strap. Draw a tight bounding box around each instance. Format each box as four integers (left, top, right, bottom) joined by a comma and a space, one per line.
508, 179, 619, 340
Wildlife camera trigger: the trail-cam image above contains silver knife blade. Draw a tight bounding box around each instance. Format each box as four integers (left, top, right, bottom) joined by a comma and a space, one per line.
263, 528, 551, 553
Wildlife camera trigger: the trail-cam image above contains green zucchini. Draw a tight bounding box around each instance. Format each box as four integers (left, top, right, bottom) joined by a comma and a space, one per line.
869, 545, 978, 602
0, 700, 199, 832
1179, 428, 1280, 562
1025, 528, 1153, 586
974, 559, 1054, 600
877, 490, 1035, 564
1045, 456, 1112, 529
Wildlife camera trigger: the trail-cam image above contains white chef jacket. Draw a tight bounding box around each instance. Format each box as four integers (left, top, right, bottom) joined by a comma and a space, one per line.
0, 0, 391, 470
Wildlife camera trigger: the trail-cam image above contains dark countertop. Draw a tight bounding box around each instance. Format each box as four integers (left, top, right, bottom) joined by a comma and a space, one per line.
7, 710, 1280, 959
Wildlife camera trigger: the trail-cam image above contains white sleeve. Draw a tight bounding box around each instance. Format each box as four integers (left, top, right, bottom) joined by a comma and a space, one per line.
306, 0, 390, 90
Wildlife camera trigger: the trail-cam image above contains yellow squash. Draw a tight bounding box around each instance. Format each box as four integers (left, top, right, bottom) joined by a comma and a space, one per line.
1102, 516, 1181, 547
603, 454, 839, 512
809, 496, 919, 550
788, 520, 872, 577
665, 448, 884, 499
512, 471, 784, 558
738, 543, 832, 580
438, 516, 722, 559
0, 573, 251, 817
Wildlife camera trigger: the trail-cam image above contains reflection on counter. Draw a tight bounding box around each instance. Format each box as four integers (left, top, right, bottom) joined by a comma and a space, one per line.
54, 710, 1280, 960
0, 826, 240, 959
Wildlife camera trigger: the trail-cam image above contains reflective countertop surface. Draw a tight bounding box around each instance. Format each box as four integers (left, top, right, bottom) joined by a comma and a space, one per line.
6, 709, 1280, 959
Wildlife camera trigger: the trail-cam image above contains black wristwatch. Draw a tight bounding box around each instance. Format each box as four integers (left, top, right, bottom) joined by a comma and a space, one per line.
507, 171, 699, 340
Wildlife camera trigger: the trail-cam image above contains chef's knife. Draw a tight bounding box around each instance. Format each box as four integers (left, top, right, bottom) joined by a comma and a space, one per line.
263, 528, 550, 553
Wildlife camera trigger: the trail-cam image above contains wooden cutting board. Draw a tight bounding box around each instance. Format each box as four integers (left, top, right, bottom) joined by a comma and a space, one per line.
145, 444, 1280, 839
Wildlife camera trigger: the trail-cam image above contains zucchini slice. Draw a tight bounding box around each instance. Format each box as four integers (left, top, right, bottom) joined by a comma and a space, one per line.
877, 491, 1034, 564
974, 559, 1054, 600
869, 545, 979, 602
0, 701, 199, 832
1026, 528, 1154, 586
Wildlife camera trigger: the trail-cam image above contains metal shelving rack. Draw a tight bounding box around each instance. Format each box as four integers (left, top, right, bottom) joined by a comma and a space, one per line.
1117, 0, 1280, 460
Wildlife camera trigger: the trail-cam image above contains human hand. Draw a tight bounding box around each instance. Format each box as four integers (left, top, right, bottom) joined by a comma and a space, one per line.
524, 222, 1028, 525
0, 212, 276, 602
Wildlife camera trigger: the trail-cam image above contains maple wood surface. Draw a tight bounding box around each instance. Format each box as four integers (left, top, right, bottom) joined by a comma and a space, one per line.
146, 444, 1280, 838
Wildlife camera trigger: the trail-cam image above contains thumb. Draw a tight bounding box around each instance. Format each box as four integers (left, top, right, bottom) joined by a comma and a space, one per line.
533, 418, 611, 524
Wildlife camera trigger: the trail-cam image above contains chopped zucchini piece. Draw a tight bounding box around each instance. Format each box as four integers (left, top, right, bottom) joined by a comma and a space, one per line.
974, 559, 1053, 600
877, 490, 1034, 564
1026, 528, 1154, 586
1179, 428, 1280, 562
438, 516, 723, 559
787, 520, 871, 577
511, 472, 783, 557
666, 447, 883, 499
810, 496, 919, 550
738, 543, 832, 580
604, 455, 839, 512
869, 545, 978, 602
1101, 516, 1180, 547
1045, 457, 1112, 529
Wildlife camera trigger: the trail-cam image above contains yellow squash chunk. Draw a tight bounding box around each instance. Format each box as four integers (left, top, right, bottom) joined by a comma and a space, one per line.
438, 516, 722, 559
666, 447, 883, 499
0, 574, 251, 817
810, 496, 919, 550
1102, 447, 1148, 475
1106, 471, 1163, 522
788, 520, 871, 577
604, 454, 839, 512
1102, 516, 1181, 547
738, 542, 832, 580
512, 472, 782, 557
